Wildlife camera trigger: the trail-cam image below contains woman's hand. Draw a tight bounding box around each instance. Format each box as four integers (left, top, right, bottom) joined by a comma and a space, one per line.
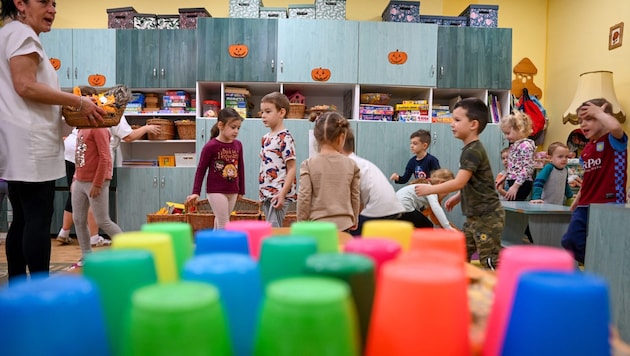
78, 96, 107, 126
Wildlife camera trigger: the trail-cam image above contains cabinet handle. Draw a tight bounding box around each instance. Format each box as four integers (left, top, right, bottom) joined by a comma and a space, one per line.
153, 68, 157, 78
201, 127, 205, 142
280, 60, 284, 73
430, 65, 435, 78
439, 66, 444, 78
433, 131, 438, 145
160, 176, 165, 189
161, 68, 165, 79
153, 176, 158, 188
271, 59, 275, 73
66, 67, 70, 79
74, 67, 77, 79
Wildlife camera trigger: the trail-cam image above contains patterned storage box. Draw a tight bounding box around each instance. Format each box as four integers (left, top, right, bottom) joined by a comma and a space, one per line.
359, 104, 394, 121
179, 8, 211, 29
459, 4, 498, 28
259, 7, 287, 19
288, 4, 316, 19
418, 15, 467, 27
107, 7, 137, 29
157, 15, 180, 29
381, 1, 420, 23
229, 0, 262, 18
133, 13, 157, 29
315, 0, 346, 20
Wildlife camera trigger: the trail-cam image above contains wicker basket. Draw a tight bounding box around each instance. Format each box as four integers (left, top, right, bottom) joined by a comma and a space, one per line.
146, 214, 187, 223
187, 213, 215, 231
63, 105, 126, 128
287, 103, 306, 119
175, 120, 196, 140
146, 118, 175, 140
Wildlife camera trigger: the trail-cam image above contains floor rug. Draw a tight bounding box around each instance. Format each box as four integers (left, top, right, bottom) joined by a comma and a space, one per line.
0, 263, 74, 286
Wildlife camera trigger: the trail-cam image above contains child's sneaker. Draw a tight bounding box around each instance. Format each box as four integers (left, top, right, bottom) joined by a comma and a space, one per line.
56, 230, 72, 245
69, 258, 84, 270
90, 235, 112, 247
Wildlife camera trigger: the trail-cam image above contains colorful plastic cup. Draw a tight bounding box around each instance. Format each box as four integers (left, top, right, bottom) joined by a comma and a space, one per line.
128, 281, 231, 356
361, 220, 414, 251
366, 261, 470, 356
112, 231, 177, 283
483, 245, 574, 356
290, 221, 339, 252
502, 271, 610, 356
255, 277, 360, 356
225, 220, 272, 260
183, 253, 263, 356
304, 253, 375, 350
83, 249, 157, 356
409, 227, 466, 262
259, 236, 318, 286
343, 237, 401, 276
194, 229, 250, 256
141, 221, 193, 277
0, 275, 110, 356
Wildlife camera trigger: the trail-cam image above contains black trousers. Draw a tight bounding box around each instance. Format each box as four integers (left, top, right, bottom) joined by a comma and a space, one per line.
398, 210, 434, 229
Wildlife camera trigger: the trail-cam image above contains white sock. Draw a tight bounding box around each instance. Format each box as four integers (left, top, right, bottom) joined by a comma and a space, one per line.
90, 234, 101, 243
58, 228, 70, 238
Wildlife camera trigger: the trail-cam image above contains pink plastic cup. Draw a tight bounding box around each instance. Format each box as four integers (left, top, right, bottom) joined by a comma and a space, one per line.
225, 220, 272, 260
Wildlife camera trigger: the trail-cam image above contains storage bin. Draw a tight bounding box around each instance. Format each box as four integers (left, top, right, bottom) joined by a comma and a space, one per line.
146, 118, 175, 140
259, 7, 287, 19
315, 0, 346, 20
229, 0, 262, 18
418, 15, 467, 27
175, 153, 196, 167
107, 7, 137, 29
157, 15, 180, 29
459, 4, 498, 28
133, 13, 157, 29
158, 156, 175, 167
178, 8, 211, 29
202, 100, 220, 117
381, 1, 420, 23
288, 4, 316, 19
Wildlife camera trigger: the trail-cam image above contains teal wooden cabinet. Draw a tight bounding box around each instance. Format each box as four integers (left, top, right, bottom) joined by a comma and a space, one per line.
277, 20, 359, 84
116, 167, 195, 231
358, 22, 437, 86
40, 29, 116, 88
197, 18, 278, 82
437, 27, 512, 89
116, 29, 197, 88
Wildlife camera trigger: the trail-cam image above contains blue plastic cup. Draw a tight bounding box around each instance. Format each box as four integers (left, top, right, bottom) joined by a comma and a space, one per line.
194, 229, 250, 256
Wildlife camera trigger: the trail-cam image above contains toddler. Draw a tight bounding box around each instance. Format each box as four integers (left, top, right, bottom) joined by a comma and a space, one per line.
499, 111, 536, 201
530, 142, 574, 205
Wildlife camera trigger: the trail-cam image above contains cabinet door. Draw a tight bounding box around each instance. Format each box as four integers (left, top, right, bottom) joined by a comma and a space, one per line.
430, 123, 462, 175
480, 124, 507, 176
159, 167, 196, 205
278, 20, 358, 83
437, 27, 512, 89
159, 30, 197, 88
116, 167, 160, 231
40, 29, 73, 88
197, 18, 278, 82
358, 22, 437, 86
72, 30, 116, 87
116, 30, 160, 88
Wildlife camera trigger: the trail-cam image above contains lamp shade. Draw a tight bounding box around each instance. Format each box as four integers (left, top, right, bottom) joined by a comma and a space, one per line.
562, 70, 626, 124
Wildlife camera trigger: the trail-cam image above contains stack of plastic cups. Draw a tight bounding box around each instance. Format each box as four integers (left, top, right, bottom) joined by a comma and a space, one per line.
259, 236, 318, 286
502, 271, 610, 356
194, 229, 250, 256
141, 221, 193, 277
225, 220, 272, 260
128, 281, 231, 355
0, 275, 110, 356
304, 253, 375, 351
366, 261, 470, 356
343, 238, 401, 278
361, 220, 414, 251
83, 250, 158, 356
482, 246, 574, 356
255, 277, 360, 356
112, 231, 178, 283
290, 221, 339, 252
183, 253, 263, 356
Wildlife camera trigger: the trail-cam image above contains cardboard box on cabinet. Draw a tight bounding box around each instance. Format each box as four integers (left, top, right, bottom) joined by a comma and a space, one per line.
459, 4, 498, 28
229, 0, 262, 18
107, 7, 137, 29
381, 1, 421, 23
315, 0, 346, 20
179, 8, 211, 29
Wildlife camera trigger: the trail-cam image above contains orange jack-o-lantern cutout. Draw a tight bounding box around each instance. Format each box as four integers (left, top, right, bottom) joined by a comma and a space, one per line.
228, 43, 249, 58
49, 57, 61, 70
388, 50, 408, 65
311, 67, 331, 82
88, 74, 106, 87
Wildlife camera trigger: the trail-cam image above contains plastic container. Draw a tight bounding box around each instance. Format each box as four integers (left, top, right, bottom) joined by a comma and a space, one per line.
202, 100, 220, 117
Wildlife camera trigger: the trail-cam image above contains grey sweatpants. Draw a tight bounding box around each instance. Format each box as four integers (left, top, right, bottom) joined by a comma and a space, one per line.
71, 180, 121, 257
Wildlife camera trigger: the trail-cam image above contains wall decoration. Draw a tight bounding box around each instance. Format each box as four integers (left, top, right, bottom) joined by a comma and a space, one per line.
228, 43, 248, 58
609, 22, 623, 50
511, 57, 542, 99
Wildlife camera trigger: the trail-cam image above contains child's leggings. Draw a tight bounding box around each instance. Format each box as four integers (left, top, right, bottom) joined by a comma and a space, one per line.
207, 193, 237, 229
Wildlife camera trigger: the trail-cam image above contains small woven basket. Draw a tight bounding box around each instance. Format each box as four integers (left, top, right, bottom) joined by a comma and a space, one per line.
287, 103, 306, 119
175, 120, 196, 140
146, 214, 187, 224
146, 118, 175, 140
62, 85, 131, 128
187, 213, 216, 231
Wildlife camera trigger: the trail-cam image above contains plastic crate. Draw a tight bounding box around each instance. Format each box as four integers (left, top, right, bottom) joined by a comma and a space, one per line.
459, 4, 498, 28
106, 7, 137, 29
418, 15, 467, 27
229, 0, 261, 18
381, 1, 420, 23
259, 7, 287, 19
179, 8, 211, 29
288, 4, 316, 19
315, 0, 346, 20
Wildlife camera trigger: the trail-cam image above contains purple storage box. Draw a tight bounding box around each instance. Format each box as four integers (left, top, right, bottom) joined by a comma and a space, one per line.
381, 1, 420, 23
418, 15, 467, 27
459, 4, 498, 28
107, 7, 137, 29
179, 8, 211, 29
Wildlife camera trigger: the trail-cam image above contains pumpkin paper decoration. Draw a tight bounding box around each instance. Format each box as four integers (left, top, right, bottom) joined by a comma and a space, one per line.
49, 57, 61, 70
388, 50, 408, 65
88, 74, 106, 87
228, 43, 249, 58
311, 67, 331, 82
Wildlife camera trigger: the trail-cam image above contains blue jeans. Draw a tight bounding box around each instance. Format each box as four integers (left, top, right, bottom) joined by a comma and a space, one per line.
561, 206, 588, 263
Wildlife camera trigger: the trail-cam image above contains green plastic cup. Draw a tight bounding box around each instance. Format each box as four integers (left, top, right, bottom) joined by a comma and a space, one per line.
128, 281, 231, 356
255, 277, 359, 356
141, 222, 194, 277
259, 236, 318, 286
290, 221, 339, 252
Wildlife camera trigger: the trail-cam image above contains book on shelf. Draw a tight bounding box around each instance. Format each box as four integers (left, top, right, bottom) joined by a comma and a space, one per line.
224, 86, 250, 96
122, 160, 158, 167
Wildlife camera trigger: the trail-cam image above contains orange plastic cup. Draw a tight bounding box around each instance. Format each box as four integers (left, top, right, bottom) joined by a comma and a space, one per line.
409, 228, 466, 262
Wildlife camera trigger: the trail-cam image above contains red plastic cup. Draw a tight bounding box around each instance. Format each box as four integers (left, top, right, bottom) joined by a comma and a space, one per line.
225, 220, 272, 260
343, 238, 401, 277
